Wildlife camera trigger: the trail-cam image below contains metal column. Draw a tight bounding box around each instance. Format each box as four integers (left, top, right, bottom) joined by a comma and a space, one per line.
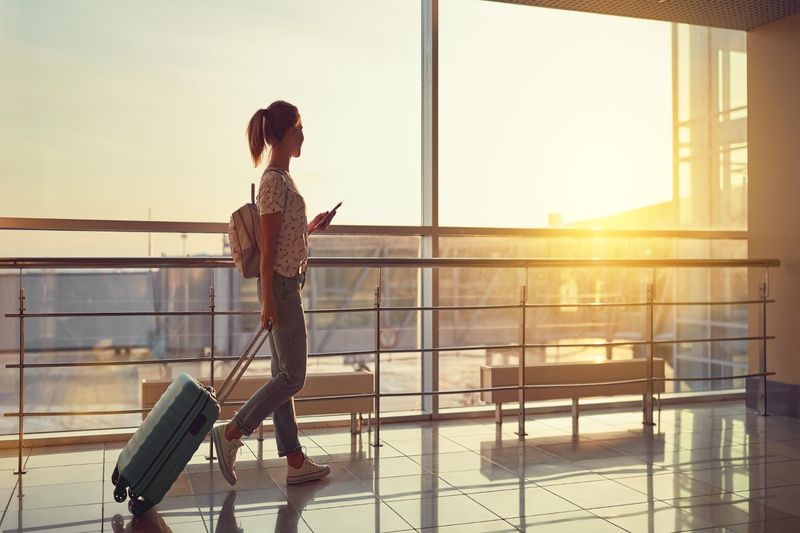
516, 284, 528, 437
758, 280, 768, 416
372, 273, 383, 447
207, 284, 217, 461
15, 285, 26, 475
643, 282, 656, 426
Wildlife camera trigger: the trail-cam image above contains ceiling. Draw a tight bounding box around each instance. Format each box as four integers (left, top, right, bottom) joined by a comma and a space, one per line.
492, 0, 800, 30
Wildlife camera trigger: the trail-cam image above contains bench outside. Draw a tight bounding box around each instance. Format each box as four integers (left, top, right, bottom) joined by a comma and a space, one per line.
480, 359, 666, 425
142, 371, 374, 436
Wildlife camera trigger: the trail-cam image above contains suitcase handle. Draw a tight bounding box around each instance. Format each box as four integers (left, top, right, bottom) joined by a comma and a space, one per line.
216, 327, 270, 405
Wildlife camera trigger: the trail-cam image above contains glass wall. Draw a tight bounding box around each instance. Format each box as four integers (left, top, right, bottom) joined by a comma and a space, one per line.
0, 0, 421, 227
0, 0, 752, 435
439, 1, 747, 231
675, 25, 748, 230
436, 236, 748, 409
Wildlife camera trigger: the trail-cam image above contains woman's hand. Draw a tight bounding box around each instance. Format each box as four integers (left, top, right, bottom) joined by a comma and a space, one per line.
308, 210, 336, 234
261, 299, 277, 331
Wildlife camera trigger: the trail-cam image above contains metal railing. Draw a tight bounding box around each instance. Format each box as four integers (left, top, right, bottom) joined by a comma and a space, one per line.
1, 256, 779, 477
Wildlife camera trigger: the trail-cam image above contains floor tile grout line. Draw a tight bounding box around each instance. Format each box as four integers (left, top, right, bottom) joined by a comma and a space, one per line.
0, 446, 32, 529
183, 461, 211, 533
353, 448, 475, 532
0, 473, 20, 529
387, 438, 608, 527
101, 444, 106, 533
14, 405, 800, 532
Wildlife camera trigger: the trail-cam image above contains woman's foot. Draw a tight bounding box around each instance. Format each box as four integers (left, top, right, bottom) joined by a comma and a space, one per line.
286, 454, 331, 485
212, 425, 243, 486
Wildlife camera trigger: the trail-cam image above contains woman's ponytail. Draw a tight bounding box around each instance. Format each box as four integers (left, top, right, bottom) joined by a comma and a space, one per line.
246, 108, 268, 167
245, 101, 300, 167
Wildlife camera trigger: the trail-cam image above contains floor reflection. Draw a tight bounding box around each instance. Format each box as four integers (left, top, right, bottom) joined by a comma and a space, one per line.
6, 403, 800, 532
111, 509, 174, 533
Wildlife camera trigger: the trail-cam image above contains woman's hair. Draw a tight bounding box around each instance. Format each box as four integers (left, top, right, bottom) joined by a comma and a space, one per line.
246, 100, 300, 167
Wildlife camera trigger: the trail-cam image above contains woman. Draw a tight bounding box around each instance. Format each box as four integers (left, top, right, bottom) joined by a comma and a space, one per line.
212, 100, 335, 486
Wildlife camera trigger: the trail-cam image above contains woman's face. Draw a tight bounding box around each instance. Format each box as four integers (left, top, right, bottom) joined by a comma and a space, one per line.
290, 119, 304, 157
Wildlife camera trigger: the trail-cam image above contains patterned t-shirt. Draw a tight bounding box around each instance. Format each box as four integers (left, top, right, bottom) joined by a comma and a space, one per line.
256, 168, 309, 277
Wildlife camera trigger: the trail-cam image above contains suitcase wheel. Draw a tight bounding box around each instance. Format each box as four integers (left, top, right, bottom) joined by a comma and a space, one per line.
111, 514, 125, 533
111, 466, 120, 486
128, 498, 153, 517
113, 483, 128, 503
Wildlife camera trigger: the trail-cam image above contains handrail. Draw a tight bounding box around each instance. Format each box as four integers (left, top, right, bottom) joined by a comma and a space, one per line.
1, 253, 778, 475
2, 371, 776, 419
0, 256, 781, 270
0, 216, 748, 239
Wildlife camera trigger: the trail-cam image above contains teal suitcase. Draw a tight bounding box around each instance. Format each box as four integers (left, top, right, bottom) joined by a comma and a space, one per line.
112, 328, 269, 516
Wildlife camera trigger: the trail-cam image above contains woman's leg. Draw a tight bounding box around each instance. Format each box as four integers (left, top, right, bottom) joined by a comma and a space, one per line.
230, 274, 307, 437
269, 328, 302, 457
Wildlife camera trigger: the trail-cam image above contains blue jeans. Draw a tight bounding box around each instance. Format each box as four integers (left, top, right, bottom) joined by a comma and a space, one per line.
232, 272, 306, 457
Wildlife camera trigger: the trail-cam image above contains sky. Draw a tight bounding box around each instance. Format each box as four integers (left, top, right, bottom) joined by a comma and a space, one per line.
1, 0, 677, 256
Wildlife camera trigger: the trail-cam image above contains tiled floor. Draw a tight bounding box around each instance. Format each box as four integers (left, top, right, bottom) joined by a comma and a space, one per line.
3, 401, 800, 532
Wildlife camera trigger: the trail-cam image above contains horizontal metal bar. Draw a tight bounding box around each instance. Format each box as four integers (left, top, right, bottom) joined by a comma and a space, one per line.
3, 300, 779, 320
4, 311, 214, 319
0, 344, 147, 355
0, 216, 749, 240
5, 372, 775, 417
4, 307, 378, 319
4, 408, 147, 417
522, 335, 774, 350
3, 349, 379, 369
652, 335, 774, 345
382, 303, 522, 312
0, 257, 233, 270
6, 334, 776, 370
0, 257, 780, 270
658, 372, 776, 382
305, 307, 376, 314
310, 258, 781, 269
435, 226, 749, 240
5, 357, 216, 369
0, 217, 229, 234
382, 344, 522, 355
653, 300, 776, 306
524, 339, 648, 349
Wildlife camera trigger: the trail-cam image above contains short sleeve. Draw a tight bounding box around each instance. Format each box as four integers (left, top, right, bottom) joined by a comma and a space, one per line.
257, 171, 288, 215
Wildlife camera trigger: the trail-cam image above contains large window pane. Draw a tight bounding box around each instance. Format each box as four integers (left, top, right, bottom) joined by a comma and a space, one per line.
0, 235, 422, 435
437, 236, 747, 409
439, 1, 746, 230
0, 0, 421, 226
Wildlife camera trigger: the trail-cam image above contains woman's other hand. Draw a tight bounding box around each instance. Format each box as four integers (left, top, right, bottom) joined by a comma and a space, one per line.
309, 210, 336, 234
261, 300, 277, 331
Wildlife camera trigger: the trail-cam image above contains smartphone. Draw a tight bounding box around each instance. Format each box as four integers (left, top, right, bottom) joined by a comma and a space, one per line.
314, 200, 342, 231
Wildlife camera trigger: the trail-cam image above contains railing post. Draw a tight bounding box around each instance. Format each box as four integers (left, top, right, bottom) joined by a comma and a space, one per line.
643, 282, 656, 426
516, 284, 528, 438
758, 280, 768, 416
15, 285, 26, 475
207, 284, 216, 461
372, 272, 383, 447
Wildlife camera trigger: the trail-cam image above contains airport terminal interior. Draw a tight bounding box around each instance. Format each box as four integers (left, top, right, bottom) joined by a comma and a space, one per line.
2, 0, 800, 531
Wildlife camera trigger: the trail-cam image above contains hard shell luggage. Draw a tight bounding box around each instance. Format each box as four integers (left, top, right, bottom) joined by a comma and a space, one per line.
111, 328, 269, 516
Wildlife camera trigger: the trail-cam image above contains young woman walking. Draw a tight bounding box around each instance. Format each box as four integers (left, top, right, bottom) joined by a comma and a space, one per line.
212, 100, 335, 486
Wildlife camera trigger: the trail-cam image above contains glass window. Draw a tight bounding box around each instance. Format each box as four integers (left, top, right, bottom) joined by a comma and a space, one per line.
440, 0, 672, 229
436, 236, 747, 409
0, 0, 421, 225
439, 1, 747, 231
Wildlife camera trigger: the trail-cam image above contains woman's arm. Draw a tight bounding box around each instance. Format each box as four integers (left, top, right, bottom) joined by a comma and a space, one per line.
259, 211, 282, 328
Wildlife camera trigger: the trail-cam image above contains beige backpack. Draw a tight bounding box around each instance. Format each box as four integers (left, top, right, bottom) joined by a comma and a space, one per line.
228, 171, 289, 278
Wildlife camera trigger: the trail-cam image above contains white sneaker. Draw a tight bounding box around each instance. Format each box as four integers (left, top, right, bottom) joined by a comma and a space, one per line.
286, 455, 331, 485
212, 425, 243, 486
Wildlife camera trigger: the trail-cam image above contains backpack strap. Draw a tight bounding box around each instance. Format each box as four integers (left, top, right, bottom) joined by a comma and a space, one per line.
264, 168, 291, 213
